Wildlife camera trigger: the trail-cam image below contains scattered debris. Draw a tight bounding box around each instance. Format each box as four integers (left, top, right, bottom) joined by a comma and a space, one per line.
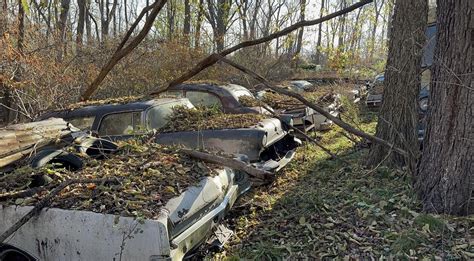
159, 106, 265, 132
0, 118, 74, 168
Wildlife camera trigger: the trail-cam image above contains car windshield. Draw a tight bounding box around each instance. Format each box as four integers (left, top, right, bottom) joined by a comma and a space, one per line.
230, 89, 255, 100
146, 100, 193, 130
67, 116, 95, 130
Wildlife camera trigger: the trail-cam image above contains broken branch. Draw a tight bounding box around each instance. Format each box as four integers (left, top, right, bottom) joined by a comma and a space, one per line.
150, 0, 373, 94
181, 149, 274, 181
80, 0, 167, 101
215, 55, 409, 157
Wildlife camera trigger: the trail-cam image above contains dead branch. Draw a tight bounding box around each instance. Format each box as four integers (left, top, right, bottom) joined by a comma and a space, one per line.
0, 178, 119, 243
80, 0, 167, 101
181, 149, 274, 181
215, 55, 409, 157
150, 0, 373, 95
254, 101, 346, 164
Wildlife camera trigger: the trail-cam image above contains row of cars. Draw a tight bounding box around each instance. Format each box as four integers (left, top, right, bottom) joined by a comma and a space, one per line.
0, 82, 338, 260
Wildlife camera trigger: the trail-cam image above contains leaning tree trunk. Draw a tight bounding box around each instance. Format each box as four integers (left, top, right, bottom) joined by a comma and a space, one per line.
415, 0, 473, 216
366, 0, 427, 172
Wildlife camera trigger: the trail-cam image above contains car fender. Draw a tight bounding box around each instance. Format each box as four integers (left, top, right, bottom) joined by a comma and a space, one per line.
30, 149, 83, 170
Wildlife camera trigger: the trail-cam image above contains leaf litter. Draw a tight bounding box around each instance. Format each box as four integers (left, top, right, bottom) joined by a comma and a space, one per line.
159, 105, 265, 132
216, 102, 473, 259
0, 139, 222, 219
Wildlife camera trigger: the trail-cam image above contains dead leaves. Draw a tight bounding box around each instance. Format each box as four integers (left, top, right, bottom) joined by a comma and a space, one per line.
0, 140, 219, 219
159, 105, 265, 132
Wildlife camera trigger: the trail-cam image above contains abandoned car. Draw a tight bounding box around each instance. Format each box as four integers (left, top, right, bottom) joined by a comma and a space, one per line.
160, 82, 337, 133
37, 97, 300, 172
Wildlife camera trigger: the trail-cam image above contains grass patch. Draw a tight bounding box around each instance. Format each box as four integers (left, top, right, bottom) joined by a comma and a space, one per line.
215, 99, 472, 259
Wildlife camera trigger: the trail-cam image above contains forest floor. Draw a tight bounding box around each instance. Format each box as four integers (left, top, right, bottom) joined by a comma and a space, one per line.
216, 105, 473, 260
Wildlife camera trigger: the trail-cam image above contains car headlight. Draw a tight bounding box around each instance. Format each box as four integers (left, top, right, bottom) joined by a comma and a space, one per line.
419, 98, 428, 111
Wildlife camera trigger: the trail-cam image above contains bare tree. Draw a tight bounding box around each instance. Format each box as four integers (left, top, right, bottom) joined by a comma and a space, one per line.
205, 0, 235, 51
77, 0, 87, 45
194, 0, 205, 48
294, 0, 306, 61
183, 0, 191, 42
415, 0, 473, 215
315, 0, 325, 64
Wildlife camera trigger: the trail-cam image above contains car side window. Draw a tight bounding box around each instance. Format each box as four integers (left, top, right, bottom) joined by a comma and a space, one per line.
185, 91, 222, 108
98, 111, 142, 136
68, 116, 95, 131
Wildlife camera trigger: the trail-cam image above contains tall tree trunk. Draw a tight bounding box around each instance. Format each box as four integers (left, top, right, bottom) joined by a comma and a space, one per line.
294, 0, 306, 61
338, 0, 347, 51
57, 0, 71, 59
366, 0, 427, 171
77, 0, 86, 46
166, 0, 175, 40
183, 0, 191, 42
315, 0, 325, 64
85, 1, 92, 43
1, 0, 6, 35
415, 0, 473, 216
194, 0, 204, 48
18, 0, 25, 53
369, 0, 384, 60
124, 0, 128, 27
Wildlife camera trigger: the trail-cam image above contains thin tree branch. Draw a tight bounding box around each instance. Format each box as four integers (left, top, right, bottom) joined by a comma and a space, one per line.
150, 0, 373, 94
214, 55, 409, 157
80, 0, 167, 101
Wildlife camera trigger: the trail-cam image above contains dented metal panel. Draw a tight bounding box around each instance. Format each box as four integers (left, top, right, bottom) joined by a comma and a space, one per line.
0, 206, 170, 260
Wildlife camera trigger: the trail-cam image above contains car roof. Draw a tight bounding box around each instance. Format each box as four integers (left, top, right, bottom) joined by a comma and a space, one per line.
171, 82, 250, 95
38, 97, 188, 120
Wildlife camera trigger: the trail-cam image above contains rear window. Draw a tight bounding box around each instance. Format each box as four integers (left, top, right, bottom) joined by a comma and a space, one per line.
146, 100, 194, 130
98, 111, 142, 136
185, 91, 223, 108
68, 116, 95, 130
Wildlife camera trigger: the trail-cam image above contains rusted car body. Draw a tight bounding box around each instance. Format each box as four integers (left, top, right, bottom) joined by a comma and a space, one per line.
161, 82, 334, 133
38, 98, 299, 172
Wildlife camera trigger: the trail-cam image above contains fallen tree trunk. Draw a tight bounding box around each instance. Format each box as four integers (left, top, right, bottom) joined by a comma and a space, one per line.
0, 118, 73, 168
181, 149, 274, 181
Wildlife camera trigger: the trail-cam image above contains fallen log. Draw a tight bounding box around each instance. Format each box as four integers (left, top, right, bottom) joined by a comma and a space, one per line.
181, 149, 274, 181
0, 118, 73, 168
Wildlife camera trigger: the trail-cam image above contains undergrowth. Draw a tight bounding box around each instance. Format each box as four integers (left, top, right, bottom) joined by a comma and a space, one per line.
217, 106, 473, 260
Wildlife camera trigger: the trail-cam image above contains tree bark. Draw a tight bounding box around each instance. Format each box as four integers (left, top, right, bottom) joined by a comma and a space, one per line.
194, 0, 204, 48
57, 0, 71, 59
337, 0, 347, 51
294, 0, 306, 63
367, 0, 427, 171
18, 0, 25, 53
415, 0, 473, 216
183, 0, 191, 44
76, 0, 86, 46
315, 0, 325, 64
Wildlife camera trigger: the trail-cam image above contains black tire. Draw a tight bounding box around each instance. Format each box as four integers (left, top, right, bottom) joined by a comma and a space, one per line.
30, 149, 83, 171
